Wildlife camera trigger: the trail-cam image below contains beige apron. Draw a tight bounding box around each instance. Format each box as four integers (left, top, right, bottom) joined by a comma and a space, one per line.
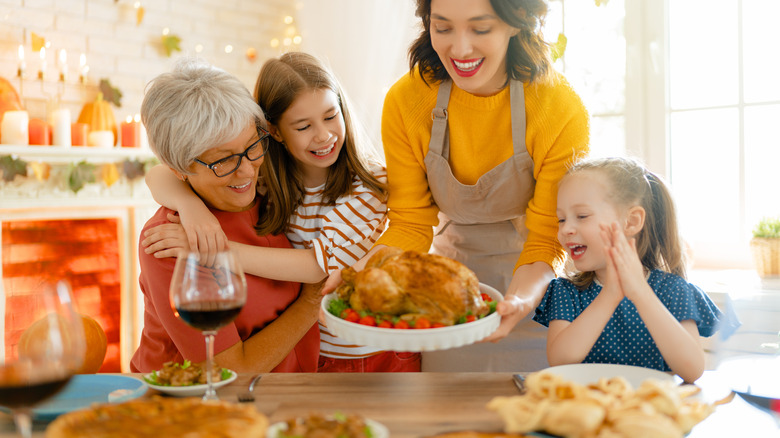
422, 79, 549, 372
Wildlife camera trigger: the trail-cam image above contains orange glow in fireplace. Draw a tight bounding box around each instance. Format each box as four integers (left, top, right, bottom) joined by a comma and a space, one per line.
3, 218, 122, 372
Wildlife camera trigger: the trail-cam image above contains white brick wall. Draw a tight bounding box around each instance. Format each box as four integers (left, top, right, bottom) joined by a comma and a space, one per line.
2, 0, 293, 126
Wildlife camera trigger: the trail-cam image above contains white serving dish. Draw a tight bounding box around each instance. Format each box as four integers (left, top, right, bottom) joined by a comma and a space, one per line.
143, 369, 237, 397
322, 283, 502, 352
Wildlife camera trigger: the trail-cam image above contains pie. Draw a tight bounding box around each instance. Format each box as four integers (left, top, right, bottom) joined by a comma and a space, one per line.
45, 396, 268, 438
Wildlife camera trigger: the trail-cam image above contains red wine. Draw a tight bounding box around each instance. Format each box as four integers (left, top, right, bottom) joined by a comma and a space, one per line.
0, 376, 72, 409
175, 302, 243, 331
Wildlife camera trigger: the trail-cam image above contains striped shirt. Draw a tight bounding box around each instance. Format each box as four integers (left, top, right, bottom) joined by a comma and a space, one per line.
287, 161, 387, 359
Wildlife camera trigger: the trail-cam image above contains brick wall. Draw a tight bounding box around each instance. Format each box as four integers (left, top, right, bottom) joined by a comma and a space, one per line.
1, 0, 294, 125
3, 218, 122, 371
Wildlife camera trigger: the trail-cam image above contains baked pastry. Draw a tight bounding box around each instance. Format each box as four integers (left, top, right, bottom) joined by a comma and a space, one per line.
335, 247, 488, 325
46, 396, 268, 438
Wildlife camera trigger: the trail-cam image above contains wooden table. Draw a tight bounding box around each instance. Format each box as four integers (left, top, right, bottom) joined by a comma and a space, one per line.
1, 372, 777, 437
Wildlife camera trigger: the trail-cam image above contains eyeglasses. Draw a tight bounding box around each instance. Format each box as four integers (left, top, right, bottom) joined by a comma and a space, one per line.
195, 126, 270, 177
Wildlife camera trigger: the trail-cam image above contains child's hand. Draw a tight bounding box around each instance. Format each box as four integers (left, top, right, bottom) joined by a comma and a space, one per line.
321, 269, 344, 296
604, 222, 652, 302
142, 222, 191, 259
599, 224, 625, 304
170, 211, 228, 267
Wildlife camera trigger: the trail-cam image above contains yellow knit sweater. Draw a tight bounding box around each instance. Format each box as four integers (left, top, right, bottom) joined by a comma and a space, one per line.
376, 71, 590, 272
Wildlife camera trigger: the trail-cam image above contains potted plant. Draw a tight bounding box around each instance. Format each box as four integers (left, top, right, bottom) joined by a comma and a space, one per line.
750, 217, 780, 277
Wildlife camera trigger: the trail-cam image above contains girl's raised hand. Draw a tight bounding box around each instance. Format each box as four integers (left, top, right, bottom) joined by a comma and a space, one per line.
605, 222, 651, 302
599, 223, 625, 303
142, 220, 192, 259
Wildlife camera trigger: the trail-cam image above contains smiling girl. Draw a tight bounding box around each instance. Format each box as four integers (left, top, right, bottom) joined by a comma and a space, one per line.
143, 52, 419, 372
534, 157, 723, 382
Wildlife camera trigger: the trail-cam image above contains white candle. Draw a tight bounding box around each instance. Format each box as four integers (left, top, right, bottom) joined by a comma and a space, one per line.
80, 53, 89, 84
58, 49, 67, 81
39, 47, 46, 79
88, 130, 114, 148
138, 115, 150, 149
18, 45, 25, 75
51, 108, 72, 147
1, 110, 30, 145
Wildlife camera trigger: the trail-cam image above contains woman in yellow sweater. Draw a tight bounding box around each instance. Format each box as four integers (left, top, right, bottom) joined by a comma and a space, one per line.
325, 0, 589, 371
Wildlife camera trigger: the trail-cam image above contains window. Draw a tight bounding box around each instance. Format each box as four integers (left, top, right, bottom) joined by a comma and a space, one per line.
550, 0, 780, 269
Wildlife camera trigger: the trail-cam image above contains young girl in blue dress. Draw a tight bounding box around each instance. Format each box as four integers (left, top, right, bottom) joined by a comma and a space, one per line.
533, 156, 722, 382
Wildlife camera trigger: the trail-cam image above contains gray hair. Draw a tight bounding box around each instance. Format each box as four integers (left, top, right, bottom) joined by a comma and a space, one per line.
141, 57, 264, 174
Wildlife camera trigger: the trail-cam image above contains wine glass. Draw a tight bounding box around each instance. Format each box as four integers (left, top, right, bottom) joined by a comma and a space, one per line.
0, 281, 86, 438
169, 250, 247, 401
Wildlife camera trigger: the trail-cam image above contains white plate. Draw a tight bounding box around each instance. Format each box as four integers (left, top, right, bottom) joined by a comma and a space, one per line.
143, 369, 237, 397
267, 418, 389, 438
541, 363, 675, 388
322, 283, 502, 352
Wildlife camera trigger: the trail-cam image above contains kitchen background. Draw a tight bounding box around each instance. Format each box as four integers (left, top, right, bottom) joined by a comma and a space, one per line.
1, 0, 777, 371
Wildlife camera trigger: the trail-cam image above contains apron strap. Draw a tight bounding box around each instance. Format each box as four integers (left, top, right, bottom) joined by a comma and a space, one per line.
429, 79, 453, 159
509, 80, 526, 156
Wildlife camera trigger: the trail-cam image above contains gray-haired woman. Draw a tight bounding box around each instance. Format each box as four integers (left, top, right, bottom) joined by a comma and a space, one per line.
130, 58, 321, 373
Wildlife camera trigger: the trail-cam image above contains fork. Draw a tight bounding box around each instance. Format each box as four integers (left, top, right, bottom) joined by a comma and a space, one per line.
237, 374, 262, 403
512, 374, 526, 394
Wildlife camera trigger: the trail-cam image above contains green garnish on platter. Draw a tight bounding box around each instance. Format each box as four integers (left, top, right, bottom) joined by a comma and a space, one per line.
142, 361, 231, 386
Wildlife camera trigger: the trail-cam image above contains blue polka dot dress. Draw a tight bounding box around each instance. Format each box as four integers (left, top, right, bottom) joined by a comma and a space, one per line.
533, 270, 723, 372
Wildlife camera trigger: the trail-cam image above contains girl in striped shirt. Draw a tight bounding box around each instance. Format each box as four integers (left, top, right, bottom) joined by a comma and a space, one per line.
142, 52, 420, 373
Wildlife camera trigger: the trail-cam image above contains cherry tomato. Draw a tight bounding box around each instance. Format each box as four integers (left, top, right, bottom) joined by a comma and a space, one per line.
358, 315, 376, 327
432, 322, 447, 328
342, 309, 360, 323
465, 314, 477, 323
480, 293, 492, 302
378, 319, 393, 328
415, 317, 431, 329
394, 320, 410, 329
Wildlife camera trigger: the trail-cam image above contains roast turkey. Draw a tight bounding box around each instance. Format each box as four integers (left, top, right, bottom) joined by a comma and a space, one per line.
335, 247, 489, 325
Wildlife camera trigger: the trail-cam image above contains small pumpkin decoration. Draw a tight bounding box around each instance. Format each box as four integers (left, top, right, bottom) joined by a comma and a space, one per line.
18, 312, 108, 374
77, 92, 117, 146
0, 76, 24, 143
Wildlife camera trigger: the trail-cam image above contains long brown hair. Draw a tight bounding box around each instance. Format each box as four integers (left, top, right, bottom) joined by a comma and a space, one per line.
564, 157, 687, 289
408, 0, 554, 86
253, 52, 387, 235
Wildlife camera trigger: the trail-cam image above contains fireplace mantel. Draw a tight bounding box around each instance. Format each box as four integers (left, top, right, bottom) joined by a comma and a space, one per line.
1, 145, 160, 371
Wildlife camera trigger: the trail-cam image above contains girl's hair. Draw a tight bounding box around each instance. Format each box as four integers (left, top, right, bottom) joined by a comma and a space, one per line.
253, 52, 387, 235
141, 57, 263, 175
408, 0, 554, 86
564, 157, 687, 289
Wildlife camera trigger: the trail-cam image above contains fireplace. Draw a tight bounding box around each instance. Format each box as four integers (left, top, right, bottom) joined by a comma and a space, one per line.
3, 218, 123, 370
0, 146, 159, 372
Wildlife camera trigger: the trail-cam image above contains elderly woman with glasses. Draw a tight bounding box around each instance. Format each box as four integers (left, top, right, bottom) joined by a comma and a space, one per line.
130, 58, 321, 373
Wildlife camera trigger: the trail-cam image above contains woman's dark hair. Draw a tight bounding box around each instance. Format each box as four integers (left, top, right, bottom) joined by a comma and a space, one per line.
408, 0, 554, 86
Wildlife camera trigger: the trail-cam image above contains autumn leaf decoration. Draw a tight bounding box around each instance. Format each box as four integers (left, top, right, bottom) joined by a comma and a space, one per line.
122, 159, 148, 180
0, 155, 28, 182
161, 34, 182, 57
550, 33, 568, 63
99, 78, 123, 108
68, 161, 97, 193
136, 4, 145, 26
